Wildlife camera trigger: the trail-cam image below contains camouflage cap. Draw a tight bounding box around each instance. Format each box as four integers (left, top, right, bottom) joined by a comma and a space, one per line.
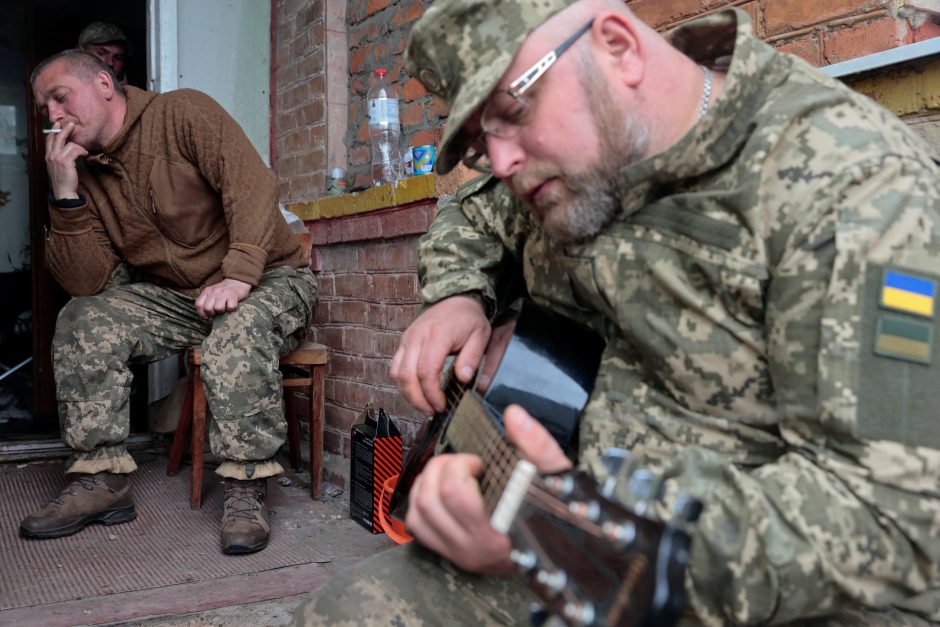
406, 0, 577, 174
78, 22, 130, 51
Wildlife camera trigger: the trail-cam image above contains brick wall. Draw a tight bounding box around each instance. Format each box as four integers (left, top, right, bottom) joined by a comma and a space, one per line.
346, 0, 440, 190
273, 0, 327, 203
626, 1, 940, 67
306, 204, 431, 486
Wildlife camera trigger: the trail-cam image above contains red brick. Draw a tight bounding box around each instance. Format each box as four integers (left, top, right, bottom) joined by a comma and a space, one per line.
392, 1, 424, 28
315, 274, 335, 297
400, 101, 426, 128
381, 204, 432, 238
330, 353, 367, 380
764, 0, 881, 36
403, 77, 428, 101
629, 0, 705, 29
375, 331, 402, 355
362, 240, 418, 271
317, 326, 343, 350
334, 273, 372, 298
325, 403, 362, 434
342, 326, 376, 355
332, 300, 370, 324
775, 35, 822, 66
317, 246, 361, 271
311, 300, 331, 325
908, 18, 940, 44
359, 303, 381, 328
372, 273, 418, 302
366, 0, 391, 17
386, 303, 421, 331
822, 17, 899, 65
332, 379, 376, 409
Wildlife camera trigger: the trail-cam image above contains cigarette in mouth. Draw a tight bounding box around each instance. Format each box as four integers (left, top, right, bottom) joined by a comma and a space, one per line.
43, 129, 62, 134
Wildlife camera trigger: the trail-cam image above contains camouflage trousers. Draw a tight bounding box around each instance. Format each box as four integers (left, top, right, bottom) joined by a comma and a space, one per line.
289, 542, 938, 626
53, 266, 317, 479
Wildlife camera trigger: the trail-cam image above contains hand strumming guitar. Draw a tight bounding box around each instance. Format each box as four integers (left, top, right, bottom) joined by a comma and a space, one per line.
405, 404, 571, 573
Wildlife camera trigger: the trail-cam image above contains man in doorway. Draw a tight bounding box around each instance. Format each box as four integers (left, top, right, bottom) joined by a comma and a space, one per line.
293, 0, 940, 624
77, 21, 130, 86
20, 50, 317, 555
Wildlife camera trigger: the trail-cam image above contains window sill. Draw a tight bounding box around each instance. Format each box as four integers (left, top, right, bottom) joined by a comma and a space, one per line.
287, 174, 436, 221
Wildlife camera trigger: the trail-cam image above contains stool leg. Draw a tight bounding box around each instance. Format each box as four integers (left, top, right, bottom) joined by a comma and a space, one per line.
191, 364, 207, 510
285, 390, 302, 471
309, 364, 324, 499
166, 377, 194, 476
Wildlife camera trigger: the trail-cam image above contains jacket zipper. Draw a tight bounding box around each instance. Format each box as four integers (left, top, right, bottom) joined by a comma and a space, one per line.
109, 156, 191, 286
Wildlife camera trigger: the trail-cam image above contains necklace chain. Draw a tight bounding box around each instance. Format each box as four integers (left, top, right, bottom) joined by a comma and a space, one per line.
699, 65, 713, 120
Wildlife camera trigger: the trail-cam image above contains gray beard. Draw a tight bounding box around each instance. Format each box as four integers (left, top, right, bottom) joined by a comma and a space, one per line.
539, 66, 649, 243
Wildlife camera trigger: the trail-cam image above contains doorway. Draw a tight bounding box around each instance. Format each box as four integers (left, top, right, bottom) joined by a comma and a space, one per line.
0, 0, 146, 442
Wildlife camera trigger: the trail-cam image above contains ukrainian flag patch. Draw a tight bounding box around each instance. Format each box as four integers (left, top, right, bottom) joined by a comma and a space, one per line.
875, 315, 933, 364
880, 269, 936, 318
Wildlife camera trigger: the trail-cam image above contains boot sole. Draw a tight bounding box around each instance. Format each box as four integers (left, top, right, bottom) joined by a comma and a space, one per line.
19, 504, 137, 540
222, 538, 269, 555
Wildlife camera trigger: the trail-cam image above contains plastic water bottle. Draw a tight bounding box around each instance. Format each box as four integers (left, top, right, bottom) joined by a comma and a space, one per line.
368, 67, 403, 187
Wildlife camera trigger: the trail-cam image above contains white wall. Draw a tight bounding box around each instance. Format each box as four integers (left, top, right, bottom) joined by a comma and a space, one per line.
172, 0, 271, 164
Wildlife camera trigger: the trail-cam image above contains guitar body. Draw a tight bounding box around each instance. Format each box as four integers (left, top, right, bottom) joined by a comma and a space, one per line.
388, 299, 697, 627
390, 300, 605, 517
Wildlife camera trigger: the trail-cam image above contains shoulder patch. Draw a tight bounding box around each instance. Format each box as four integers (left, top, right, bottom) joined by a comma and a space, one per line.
879, 268, 936, 318
858, 264, 940, 449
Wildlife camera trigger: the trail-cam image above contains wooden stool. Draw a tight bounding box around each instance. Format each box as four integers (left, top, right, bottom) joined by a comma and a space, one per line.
166, 341, 328, 509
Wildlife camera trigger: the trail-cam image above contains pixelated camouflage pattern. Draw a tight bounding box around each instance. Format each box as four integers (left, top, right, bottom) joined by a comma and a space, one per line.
412, 9, 940, 626
290, 543, 536, 626
55, 266, 317, 480
405, 0, 576, 174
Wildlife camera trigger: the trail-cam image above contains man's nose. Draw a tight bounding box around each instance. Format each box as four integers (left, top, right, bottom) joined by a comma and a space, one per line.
47, 104, 65, 123
486, 134, 525, 180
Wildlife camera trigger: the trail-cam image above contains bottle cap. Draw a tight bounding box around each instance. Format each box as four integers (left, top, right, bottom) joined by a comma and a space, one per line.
375, 67, 387, 78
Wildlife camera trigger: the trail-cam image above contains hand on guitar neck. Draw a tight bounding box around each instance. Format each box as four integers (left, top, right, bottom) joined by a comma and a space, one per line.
391, 295, 492, 416
405, 405, 571, 574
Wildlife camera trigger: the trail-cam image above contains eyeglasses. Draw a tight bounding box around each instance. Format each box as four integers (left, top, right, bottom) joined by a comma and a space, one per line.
462, 19, 595, 173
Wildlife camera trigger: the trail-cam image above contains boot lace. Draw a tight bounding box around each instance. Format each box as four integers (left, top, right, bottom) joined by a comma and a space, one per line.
52, 475, 112, 505
224, 482, 263, 522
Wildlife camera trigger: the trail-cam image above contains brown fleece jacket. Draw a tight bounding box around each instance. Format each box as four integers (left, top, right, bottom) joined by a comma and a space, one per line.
47, 86, 306, 297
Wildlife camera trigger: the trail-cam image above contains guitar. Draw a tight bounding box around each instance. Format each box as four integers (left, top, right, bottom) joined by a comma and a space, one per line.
390, 302, 701, 627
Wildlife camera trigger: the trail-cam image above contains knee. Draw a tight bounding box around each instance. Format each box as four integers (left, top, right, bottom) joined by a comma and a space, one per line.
54, 297, 103, 346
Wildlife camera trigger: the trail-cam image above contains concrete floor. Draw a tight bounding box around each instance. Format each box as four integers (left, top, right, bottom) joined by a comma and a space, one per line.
2, 454, 396, 627
127, 466, 396, 627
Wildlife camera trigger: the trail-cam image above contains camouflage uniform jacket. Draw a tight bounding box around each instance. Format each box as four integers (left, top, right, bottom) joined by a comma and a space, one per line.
46, 86, 306, 297
418, 10, 940, 626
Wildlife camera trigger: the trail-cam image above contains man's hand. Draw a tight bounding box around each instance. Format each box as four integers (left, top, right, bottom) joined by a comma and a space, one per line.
45, 122, 87, 200
405, 404, 572, 574
195, 278, 252, 319
391, 295, 491, 415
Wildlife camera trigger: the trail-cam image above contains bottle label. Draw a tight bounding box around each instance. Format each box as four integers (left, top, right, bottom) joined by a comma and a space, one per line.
368, 97, 399, 127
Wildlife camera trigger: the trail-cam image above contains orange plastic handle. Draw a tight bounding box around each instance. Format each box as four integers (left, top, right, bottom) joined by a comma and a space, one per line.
379, 473, 413, 544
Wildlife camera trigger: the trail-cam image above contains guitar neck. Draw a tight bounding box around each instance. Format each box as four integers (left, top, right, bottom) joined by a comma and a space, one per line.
444, 391, 519, 515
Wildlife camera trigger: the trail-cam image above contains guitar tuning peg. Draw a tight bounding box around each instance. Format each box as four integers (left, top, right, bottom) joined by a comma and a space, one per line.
627, 468, 663, 516
672, 491, 704, 524
529, 603, 551, 627
600, 448, 633, 498
601, 448, 631, 476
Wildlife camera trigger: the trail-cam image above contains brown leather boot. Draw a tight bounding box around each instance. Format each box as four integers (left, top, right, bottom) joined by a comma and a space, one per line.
20, 472, 136, 539
220, 478, 269, 554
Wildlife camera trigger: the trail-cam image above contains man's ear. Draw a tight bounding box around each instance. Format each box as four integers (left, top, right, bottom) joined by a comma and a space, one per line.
592, 12, 644, 88
96, 70, 116, 99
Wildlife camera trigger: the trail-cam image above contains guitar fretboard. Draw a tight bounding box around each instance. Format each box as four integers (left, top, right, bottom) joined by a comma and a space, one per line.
444, 392, 520, 515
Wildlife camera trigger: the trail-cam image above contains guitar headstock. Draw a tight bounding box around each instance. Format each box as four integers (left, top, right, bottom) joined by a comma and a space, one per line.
503, 451, 701, 627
